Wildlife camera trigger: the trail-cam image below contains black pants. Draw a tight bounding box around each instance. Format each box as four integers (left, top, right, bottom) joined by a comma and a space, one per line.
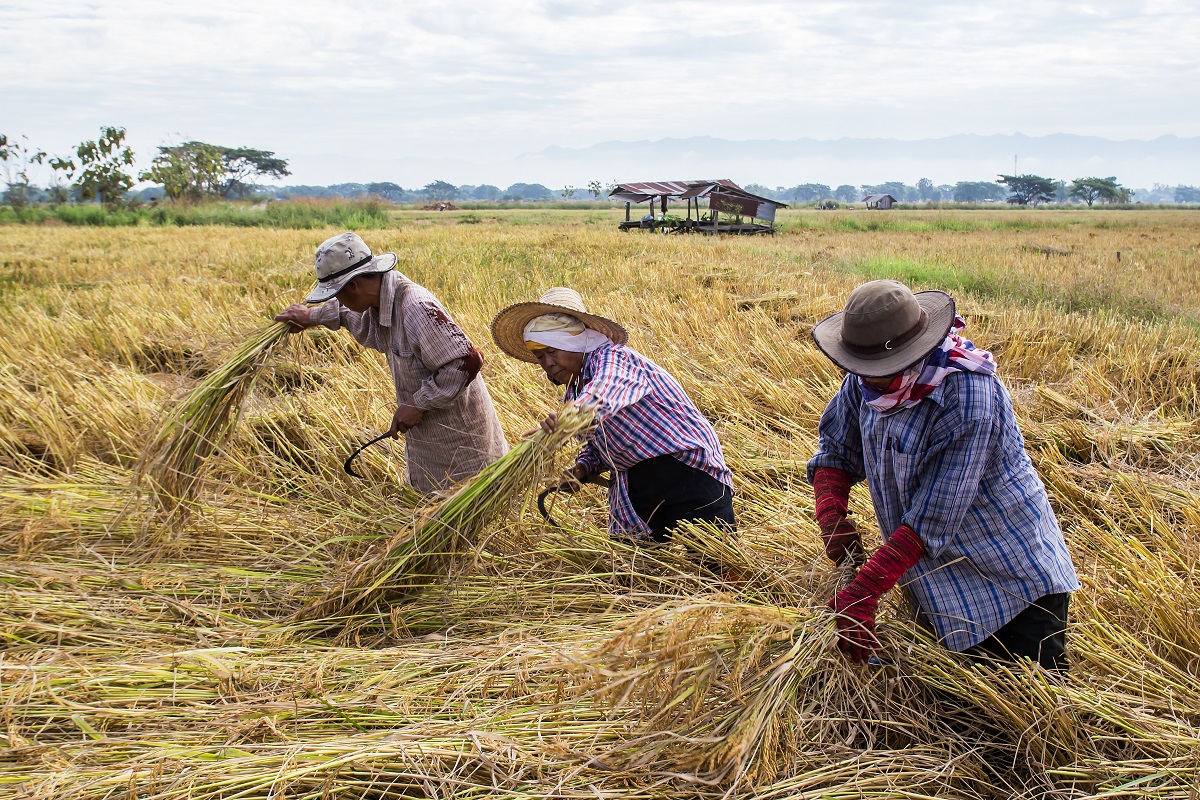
965, 593, 1070, 672
625, 455, 736, 543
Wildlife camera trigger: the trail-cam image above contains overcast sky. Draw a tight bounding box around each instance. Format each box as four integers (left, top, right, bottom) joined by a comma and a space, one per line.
3, 0, 1198, 187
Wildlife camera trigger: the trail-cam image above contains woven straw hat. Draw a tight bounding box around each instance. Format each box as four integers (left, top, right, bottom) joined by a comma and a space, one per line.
305, 232, 398, 303
491, 287, 629, 363
811, 280, 955, 377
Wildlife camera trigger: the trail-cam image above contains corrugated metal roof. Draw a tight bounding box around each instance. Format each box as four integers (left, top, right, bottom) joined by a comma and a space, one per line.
611, 180, 698, 197
610, 179, 786, 208
863, 194, 896, 202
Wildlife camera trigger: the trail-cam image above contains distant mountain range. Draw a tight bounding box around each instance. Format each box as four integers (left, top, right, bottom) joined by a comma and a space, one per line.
514, 133, 1200, 189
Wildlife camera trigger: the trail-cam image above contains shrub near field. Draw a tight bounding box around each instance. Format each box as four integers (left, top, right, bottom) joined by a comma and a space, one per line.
0, 197, 393, 228
1, 214, 1199, 799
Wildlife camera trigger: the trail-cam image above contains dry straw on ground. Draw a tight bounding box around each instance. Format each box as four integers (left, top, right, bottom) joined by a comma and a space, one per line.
2, 210, 1199, 798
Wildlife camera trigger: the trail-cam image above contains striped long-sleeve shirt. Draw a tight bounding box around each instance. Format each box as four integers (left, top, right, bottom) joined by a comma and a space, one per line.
313, 271, 508, 493
807, 371, 1080, 651
564, 343, 732, 539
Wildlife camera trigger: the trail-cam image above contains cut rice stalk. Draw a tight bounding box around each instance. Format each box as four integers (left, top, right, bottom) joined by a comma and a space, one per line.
295, 402, 595, 623
135, 321, 292, 528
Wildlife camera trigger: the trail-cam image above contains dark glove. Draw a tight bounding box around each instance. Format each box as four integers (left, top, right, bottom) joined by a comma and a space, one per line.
813, 467, 864, 569
828, 583, 880, 663
828, 524, 925, 663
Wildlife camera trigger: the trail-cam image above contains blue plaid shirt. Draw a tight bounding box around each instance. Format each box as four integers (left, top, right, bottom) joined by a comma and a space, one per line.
808, 371, 1080, 651
565, 343, 732, 539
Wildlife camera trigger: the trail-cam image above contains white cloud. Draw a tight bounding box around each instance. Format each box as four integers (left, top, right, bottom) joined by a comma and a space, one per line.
1, 0, 1196, 185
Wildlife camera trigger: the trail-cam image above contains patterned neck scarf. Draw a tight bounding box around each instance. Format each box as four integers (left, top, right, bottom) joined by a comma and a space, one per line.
860, 316, 996, 413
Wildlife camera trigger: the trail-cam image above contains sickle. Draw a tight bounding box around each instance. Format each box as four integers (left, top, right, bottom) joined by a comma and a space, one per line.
536, 486, 565, 527
536, 473, 611, 528
342, 431, 395, 479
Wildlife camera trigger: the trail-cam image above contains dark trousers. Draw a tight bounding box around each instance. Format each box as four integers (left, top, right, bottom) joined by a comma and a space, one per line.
626, 455, 736, 543
966, 593, 1070, 672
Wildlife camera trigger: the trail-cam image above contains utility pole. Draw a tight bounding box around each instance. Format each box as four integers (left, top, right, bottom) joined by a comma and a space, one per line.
1014, 155, 1018, 176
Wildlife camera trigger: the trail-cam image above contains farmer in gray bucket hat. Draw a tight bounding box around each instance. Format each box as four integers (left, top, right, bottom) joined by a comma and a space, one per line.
275, 232, 508, 493
807, 280, 1079, 670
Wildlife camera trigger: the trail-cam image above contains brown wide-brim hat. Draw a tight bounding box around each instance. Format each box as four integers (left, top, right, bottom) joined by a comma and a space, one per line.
491, 287, 629, 363
811, 280, 956, 377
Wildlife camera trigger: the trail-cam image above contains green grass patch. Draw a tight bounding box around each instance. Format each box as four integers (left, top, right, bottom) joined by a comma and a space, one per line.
778, 212, 1072, 233
833, 257, 1191, 327
836, 257, 1005, 295
0, 199, 393, 229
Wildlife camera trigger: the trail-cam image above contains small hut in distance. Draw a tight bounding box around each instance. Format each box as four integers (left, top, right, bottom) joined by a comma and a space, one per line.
863, 193, 897, 210
610, 179, 787, 234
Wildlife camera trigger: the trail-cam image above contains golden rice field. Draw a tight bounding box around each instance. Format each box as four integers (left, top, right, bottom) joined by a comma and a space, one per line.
2, 209, 1199, 799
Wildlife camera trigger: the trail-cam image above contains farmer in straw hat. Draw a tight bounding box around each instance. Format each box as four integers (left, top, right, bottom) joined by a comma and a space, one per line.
808, 280, 1080, 670
491, 288, 736, 546
275, 232, 508, 494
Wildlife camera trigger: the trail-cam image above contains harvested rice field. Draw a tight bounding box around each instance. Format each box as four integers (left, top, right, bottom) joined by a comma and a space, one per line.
2, 209, 1199, 799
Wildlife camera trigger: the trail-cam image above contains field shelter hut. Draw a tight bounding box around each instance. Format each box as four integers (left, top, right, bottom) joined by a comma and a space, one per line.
863, 193, 897, 210
609, 179, 787, 235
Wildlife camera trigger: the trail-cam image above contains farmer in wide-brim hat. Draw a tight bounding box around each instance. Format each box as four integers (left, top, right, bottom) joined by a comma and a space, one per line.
491, 288, 736, 545
274, 232, 508, 493
808, 279, 1080, 669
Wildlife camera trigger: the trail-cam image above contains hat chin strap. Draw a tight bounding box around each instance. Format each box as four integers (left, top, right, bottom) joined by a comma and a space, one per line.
843, 309, 928, 356
319, 253, 374, 284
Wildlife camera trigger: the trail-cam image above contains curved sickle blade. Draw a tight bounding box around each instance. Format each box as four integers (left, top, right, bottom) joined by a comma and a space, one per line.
536, 487, 561, 527
536, 472, 610, 528
342, 431, 395, 479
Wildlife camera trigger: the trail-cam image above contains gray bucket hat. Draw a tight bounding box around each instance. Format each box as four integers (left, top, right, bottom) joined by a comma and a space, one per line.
811, 280, 955, 377
304, 232, 398, 303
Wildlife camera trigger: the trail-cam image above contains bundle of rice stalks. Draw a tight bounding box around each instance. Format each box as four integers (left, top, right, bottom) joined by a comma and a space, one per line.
135, 321, 292, 527
294, 402, 595, 624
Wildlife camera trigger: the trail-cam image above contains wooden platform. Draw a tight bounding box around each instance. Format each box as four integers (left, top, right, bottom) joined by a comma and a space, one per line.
617, 220, 776, 235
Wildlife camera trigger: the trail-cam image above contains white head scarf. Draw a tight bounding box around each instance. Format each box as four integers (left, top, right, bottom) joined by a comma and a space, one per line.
524, 313, 613, 354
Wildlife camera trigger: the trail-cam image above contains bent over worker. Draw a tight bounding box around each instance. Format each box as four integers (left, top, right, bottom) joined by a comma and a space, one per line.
275, 232, 507, 493
807, 280, 1080, 670
490, 287, 735, 543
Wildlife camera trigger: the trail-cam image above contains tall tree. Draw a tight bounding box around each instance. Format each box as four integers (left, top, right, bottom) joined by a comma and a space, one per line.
367, 182, 406, 202
997, 173, 1057, 206
139, 142, 225, 201
833, 184, 858, 203
953, 181, 1006, 202
788, 183, 832, 203
1068, 176, 1127, 206
423, 180, 459, 201
1175, 185, 1200, 203
861, 181, 908, 199
0, 133, 46, 213
217, 146, 290, 198
504, 183, 552, 201
916, 177, 935, 202
72, 127, 136, 206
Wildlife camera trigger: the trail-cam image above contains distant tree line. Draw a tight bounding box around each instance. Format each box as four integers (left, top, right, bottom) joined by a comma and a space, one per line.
4, 127, 1200, 216
287, 181, 564, 204
747, 175, 1193, 207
